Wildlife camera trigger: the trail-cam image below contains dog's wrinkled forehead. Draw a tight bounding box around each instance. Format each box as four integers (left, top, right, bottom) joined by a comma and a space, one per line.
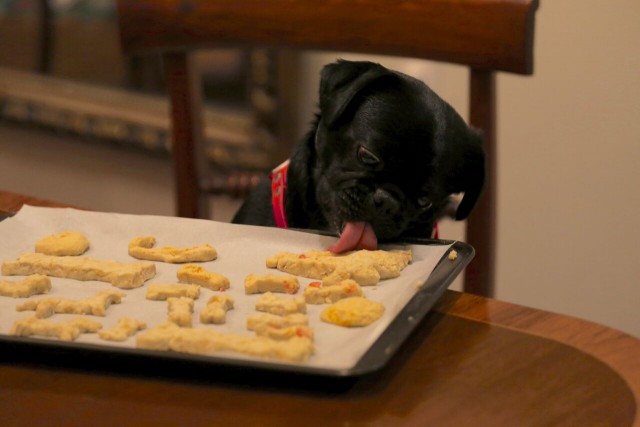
348, 86, 437, 160
317, 66, 439, 170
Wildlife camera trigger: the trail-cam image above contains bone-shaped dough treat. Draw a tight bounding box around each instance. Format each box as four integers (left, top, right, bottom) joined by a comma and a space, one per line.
172, 329, 314, 362
246, 313, 309, 331
200, 294, 234, 324
35, 231, 89, 256
244, 274, 299, 295
145, 283, 200, 301
0, 274, 51, 298
98, 317, 147, 342
16, 290, 127, 318
2, 253, 155, 289
136, 321, 181, 350
266, 249, 412, 286
137, 326, 314, 362
247, 312, 312, 341
303, 279, 363, 304
128, 236, 217, 263
10, 316, 102, 341
167, 296, 194, 327
252, 324, 314, 341
177, 264, 229, 291
255, 292, 306, 316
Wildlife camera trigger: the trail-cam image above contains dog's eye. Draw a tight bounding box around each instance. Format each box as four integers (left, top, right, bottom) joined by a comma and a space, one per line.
417, 197, 432, 210
357, 146, 381, 166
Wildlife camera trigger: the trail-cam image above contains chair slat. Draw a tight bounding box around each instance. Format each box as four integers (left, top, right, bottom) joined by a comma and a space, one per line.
118, 0, 538, 74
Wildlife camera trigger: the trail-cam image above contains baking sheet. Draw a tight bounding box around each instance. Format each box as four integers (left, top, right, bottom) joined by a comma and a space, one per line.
0, 205, 470, 377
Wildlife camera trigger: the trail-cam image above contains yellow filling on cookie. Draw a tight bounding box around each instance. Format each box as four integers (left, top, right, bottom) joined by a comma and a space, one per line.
35, 231, 90, 256
320, 297, 384, 327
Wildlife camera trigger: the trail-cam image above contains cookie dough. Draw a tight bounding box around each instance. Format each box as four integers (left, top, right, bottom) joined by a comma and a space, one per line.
35, 231, 89, 256
136, 325, 314, 362
16, 290, 126, 318
10, 316, 102, 341
255, 292, 306, 316
244, 274, 299, 295
303, 279, 363, 304
0, 274, 51, 298
145, 283, 200, 301
136, 321, 181, 350
252, 324, 314, 341
2, 253, 155, 289
266, 249, 412, 286
247, 313, 312, 341
171, 329, 314, 362
167, 296, 194, 327
177, 264, 229, 291
200, 294, 234, 324
246, 313, 309, 331
128, 236, 217, 263
98, 317, 147, 342
320, 297, 385, 327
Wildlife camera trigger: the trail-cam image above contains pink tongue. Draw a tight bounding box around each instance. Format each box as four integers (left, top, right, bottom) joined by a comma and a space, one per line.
328, 222, 378, 253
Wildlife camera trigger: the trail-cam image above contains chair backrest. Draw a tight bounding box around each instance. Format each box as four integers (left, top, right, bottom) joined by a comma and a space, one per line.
117, 0, 539, 296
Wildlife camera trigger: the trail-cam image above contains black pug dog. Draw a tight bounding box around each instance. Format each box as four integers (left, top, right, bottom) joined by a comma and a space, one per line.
232, 60, 485, 253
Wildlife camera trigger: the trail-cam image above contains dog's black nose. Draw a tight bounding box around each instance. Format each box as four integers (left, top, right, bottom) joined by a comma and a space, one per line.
373, 188, 400, 216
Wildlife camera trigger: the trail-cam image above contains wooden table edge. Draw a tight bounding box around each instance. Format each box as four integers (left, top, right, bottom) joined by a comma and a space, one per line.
435, 290, 640, 426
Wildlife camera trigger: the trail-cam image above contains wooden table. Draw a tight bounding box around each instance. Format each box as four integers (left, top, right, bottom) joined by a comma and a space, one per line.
1, 190, 639, 426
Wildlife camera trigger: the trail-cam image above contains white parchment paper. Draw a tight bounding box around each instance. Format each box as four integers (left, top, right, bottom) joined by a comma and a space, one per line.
0, 205, 452, 372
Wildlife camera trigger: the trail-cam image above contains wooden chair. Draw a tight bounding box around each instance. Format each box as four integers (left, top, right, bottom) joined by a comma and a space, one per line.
116, 0, 539, 297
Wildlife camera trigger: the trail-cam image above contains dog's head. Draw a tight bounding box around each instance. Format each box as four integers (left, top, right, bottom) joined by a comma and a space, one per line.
311, 60, 485, 251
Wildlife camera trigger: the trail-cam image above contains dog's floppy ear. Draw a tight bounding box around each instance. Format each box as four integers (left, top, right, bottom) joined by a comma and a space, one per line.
319, 60, 392, 128
441, 128, 486, 220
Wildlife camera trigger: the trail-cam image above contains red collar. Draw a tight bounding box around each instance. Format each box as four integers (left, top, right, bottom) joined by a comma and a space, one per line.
270, 159, 290, 228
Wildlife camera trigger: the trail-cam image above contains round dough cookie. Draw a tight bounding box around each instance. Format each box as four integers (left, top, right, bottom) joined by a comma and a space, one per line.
35, 231, 90, 256
320, 297, 384, 327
